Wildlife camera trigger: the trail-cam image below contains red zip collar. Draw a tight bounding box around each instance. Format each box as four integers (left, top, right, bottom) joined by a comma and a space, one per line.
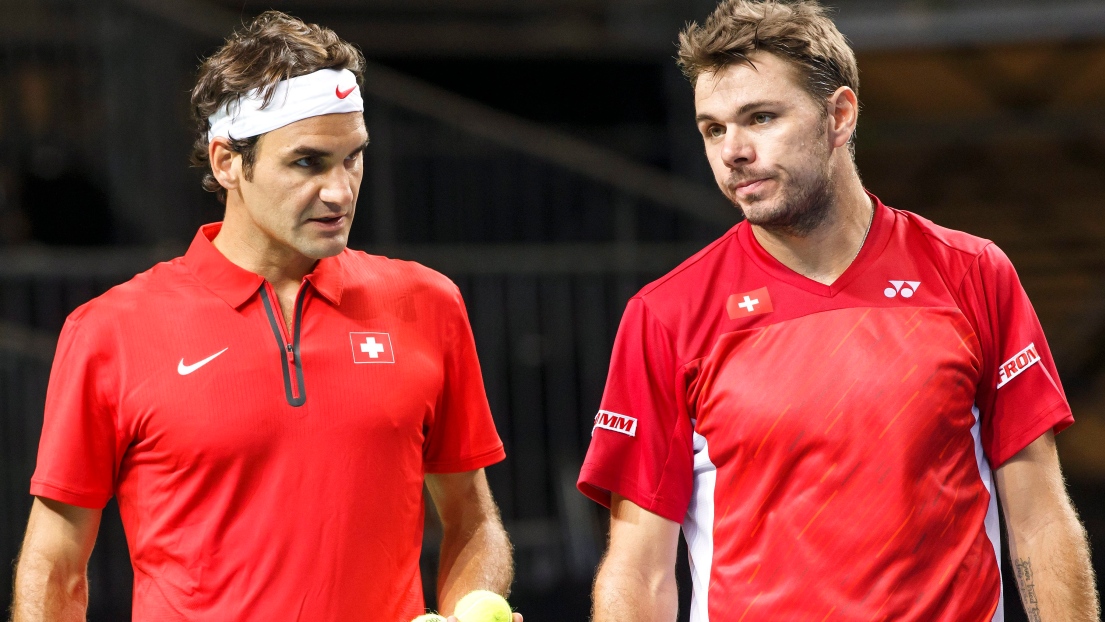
182, 222, 346, 308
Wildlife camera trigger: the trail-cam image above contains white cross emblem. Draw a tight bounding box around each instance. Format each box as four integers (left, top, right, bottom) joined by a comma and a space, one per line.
349, 332, 394, 364
737, 295, 759, 312
360, 336, 386, 358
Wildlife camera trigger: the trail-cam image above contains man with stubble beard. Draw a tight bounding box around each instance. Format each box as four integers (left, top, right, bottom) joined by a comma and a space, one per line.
578, 1, 1098, 620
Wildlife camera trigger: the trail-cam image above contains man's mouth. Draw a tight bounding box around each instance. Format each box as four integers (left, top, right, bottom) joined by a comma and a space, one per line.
308, 214, 346, 227
732, 178, 770, 195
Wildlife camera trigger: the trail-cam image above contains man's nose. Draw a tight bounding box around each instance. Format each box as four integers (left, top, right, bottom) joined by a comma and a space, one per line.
720, 127, 756, 168
319, 166, 355, 206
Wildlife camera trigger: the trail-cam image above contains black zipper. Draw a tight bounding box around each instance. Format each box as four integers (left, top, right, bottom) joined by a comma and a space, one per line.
260, 284, 307, 407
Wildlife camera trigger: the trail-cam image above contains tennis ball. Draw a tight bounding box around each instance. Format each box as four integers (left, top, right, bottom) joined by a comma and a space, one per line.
412, 615, 447, 622
453, 590, 512, 622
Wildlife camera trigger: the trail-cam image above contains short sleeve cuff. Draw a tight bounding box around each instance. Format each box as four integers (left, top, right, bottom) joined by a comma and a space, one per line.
29, 479, 111, 509
423, 443, 505, 474
989, 399, 1074, 468
577, 465, 687, 524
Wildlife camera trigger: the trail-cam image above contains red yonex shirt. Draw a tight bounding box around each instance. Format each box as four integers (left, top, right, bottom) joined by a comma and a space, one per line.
32, 223, 505, 621
578, 195, 1073, 621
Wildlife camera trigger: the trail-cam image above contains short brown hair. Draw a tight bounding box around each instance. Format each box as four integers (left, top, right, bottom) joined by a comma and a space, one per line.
677, 0, 858, 106
190, 11, 365, 203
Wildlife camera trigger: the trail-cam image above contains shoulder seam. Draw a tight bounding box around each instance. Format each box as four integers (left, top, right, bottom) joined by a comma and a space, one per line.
638, 228, 739, 298
952, 241, 994, 296
632, 295, 678, 347
905, 210, 993, 257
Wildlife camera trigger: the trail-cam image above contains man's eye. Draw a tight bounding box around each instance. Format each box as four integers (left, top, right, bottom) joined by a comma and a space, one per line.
707, 125, 725, 138
752, 113, 773, 125
294, 157, 317, 168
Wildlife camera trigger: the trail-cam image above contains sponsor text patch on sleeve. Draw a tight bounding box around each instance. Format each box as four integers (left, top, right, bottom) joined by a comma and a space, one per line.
996, 343, 1039, 389
593, 410, 638, 437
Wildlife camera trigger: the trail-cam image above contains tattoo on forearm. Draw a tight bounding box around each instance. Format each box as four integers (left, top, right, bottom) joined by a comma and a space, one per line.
1013, 557, 1042, 622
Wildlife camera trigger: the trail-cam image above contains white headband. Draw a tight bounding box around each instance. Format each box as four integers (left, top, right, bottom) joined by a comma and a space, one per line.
207, 68, 363, 142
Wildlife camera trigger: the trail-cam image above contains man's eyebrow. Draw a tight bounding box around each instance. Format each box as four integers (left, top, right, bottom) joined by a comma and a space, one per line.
695, 100, 787, 122
289, 139, 370, 158
349, 139, 370, 155
738, 100, 786, 115
291, 146, 331, 158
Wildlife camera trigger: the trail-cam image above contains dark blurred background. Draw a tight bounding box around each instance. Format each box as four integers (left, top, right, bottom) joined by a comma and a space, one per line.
2, 0, 1104, 619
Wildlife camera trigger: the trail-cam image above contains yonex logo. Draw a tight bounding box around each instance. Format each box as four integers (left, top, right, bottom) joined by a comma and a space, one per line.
997, 343, 1040, 389
884, 280, 921, 298
593, 410, 637, 437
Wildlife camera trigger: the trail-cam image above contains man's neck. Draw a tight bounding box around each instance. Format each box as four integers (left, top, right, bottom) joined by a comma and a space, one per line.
212, 212, 316, 292
750, 171, 873, 287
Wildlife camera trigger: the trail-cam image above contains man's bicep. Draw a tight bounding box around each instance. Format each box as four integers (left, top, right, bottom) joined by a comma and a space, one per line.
20, 497, 102, 567
994, 430, 1070, 535
426, 469, 497, 526
606, 493, 681, 572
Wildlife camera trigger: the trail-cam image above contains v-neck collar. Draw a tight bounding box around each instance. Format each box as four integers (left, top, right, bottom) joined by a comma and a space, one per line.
736, 191, 894, 298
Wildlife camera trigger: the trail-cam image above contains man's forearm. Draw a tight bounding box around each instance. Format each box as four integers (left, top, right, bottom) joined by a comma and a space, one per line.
11, 549, 89, 622
436, 516, 514, 613
592, 553, 678, 622
1008, 511, 1098, 621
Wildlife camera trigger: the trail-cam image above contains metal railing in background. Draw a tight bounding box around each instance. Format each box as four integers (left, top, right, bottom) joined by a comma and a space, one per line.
117, 0, 1105, 57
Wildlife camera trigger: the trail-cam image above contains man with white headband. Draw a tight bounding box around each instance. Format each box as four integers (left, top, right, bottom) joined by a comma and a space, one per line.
13, 11, 520, 621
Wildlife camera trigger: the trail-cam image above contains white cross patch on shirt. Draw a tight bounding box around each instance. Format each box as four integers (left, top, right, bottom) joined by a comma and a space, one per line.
349, 332, 395, 364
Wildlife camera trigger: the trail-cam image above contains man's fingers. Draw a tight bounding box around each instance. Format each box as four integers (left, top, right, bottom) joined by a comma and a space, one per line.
513, 614, 523, 622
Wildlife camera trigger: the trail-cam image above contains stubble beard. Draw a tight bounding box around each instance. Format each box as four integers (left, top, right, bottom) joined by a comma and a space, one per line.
731, 166, 836, 238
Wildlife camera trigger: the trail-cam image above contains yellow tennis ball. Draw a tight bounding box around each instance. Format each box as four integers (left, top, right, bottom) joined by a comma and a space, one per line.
453, 590, 512, 622
412, 615, 447, 622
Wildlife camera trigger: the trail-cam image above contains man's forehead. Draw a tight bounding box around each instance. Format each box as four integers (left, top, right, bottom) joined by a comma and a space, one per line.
694, 53, 804, 108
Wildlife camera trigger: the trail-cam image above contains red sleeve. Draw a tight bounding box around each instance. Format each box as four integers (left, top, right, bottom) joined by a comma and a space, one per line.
422, 285, 505, 473
959, 244, 1073, 467
30, 315, 125, 508
576, 297, 695, 523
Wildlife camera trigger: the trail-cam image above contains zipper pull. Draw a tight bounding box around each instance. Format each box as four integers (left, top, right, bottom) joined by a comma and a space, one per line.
286, 344, 295, 367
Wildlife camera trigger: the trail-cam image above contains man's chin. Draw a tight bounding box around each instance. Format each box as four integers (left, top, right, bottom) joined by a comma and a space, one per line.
298, 236, 349, 260
734, 199, 784, 225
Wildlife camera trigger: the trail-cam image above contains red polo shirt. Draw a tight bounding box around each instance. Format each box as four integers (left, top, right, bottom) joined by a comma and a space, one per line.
31, 223, 505, 621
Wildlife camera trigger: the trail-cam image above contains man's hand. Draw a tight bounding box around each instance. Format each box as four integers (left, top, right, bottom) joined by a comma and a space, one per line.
592, 494, 681, 622
11, 497, 102, 622
426, 469, 516, 616
995, 430, 1099, 621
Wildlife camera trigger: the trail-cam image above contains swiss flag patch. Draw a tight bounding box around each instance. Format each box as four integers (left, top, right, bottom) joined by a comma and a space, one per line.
350, 332, 395, 364
727, 287, 773, 319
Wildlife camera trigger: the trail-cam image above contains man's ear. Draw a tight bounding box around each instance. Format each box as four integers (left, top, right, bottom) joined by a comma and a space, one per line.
826, 86, 859, 150
209, 138, 241, 192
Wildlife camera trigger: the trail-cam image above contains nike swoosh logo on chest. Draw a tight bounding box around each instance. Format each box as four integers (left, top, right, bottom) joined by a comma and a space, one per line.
178, 347, 229, 375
